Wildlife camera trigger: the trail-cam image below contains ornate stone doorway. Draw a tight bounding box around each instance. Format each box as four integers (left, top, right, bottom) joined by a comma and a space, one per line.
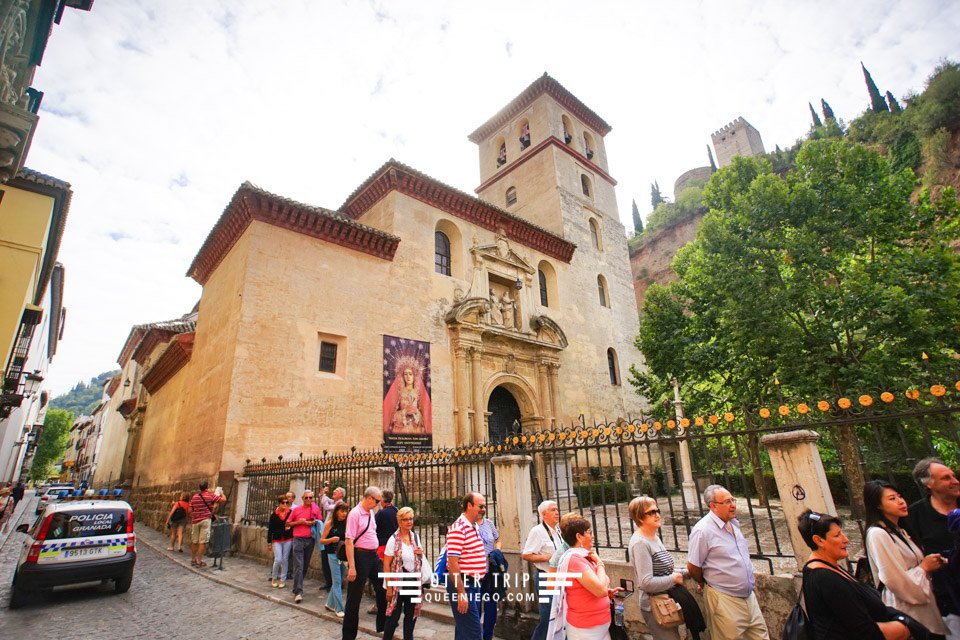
487, 385, 522, 443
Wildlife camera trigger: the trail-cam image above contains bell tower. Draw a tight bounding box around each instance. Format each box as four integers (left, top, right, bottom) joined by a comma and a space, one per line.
468, 73, 618, 237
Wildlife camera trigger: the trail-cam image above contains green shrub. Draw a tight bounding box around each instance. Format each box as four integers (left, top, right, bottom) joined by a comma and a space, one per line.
573, 481, 632, 506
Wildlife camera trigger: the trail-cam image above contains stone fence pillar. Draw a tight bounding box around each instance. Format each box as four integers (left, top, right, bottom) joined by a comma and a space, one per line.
289, 475, 306, 500
233, 476, 250, 523
760, 430, 837, 569
492, 455, 536, 551
369, 467, 396, 495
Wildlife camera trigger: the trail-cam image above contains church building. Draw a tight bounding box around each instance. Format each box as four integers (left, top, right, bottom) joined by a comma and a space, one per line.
115, 74, 645, 489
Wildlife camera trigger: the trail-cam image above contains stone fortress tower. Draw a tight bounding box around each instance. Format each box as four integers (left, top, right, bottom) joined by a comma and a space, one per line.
710, 116, 765, 168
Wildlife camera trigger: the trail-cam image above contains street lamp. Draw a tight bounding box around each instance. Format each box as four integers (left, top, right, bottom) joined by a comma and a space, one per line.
23, 371, 43, 398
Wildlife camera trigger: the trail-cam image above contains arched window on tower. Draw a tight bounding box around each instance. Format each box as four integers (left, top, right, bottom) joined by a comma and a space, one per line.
581, 174, 592, 198
505, 186, 517, 207
435, 231, 451, 276
537, 260, 557, 309
496, 138, 507, 167
583, 132, 595, 160
597, 274, 609, 307
607, 348, 620, 385
519, 119, 531, 150
589, 218, 601, 250
538, 269, 548, 306
561, 115, 574, 145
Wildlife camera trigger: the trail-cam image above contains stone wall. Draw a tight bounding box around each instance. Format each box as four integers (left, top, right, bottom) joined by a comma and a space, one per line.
129, 478, 222, 530
628, 211, 705, 310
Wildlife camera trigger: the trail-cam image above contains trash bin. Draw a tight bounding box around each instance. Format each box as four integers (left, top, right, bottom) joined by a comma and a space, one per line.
206, 517, 232, 570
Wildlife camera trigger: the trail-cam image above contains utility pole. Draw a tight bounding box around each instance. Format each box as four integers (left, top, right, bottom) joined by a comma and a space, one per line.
672, 378, 698, 509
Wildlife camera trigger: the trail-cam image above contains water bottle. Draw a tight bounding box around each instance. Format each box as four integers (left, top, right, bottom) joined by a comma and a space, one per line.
614, 598, 625, 626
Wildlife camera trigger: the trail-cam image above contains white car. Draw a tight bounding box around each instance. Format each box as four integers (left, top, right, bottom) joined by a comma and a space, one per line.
10, 499, 136, 608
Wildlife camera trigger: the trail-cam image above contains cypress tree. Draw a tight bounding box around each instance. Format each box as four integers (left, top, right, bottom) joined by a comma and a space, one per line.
809, 102, 823, 128
632, 199, 643, 235
821, 98, 836, 121
707, 145, 717, 171
650, 181, 664, 209
862, 62, 889, 113
886, 91, 903, 113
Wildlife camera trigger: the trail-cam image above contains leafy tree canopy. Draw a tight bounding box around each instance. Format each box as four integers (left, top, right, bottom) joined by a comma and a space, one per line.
49, 370, 118, 416
30, 408, 74, 481
632, 139, 960, 415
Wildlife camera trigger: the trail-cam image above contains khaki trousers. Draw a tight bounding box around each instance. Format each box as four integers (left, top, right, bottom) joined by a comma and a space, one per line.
703, 584, 769, 640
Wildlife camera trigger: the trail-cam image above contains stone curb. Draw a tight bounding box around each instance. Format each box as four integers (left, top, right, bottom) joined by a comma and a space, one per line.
138, 533, 383, 638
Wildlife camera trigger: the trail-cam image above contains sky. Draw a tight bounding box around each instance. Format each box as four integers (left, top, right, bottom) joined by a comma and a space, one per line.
27, 0, 959, 396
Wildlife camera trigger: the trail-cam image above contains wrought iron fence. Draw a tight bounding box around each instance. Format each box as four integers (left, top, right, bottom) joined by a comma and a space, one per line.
240, 381, 960, 572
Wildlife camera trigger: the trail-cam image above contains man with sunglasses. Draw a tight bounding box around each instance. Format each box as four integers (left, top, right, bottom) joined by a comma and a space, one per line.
687, 484, 769, 640
447, 492, 489, 640
288, 490, 322, 604
522, 500, 562, 640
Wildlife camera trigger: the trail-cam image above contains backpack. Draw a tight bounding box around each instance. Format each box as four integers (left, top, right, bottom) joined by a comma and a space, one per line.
171, 504, 187, 521
433, 544, 448, 583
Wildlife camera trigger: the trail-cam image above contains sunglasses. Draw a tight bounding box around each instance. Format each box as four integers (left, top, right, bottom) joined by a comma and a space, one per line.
644, 509, 661, 516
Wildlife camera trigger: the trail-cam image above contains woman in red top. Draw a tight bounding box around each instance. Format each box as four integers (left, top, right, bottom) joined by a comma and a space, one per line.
549, 515, 620, 640
267, 495, 294, 588
166, 492, 191, 552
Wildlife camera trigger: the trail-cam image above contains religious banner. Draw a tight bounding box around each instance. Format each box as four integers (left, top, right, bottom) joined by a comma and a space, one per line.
382, 335, 433, 451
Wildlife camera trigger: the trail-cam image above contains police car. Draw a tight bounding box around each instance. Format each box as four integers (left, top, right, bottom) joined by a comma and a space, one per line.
10, 499, 136, 608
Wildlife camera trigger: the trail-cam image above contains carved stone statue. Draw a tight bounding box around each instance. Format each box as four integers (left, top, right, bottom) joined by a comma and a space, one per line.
500, 292, 516, 330
488, 289, 503, 325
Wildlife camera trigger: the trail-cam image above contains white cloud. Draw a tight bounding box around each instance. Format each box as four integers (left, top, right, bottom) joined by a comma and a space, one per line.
26, 0, 960, 394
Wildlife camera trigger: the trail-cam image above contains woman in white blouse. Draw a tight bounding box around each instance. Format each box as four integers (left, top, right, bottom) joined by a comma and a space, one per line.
863, 480, 948, 639
381, 506, 426, 640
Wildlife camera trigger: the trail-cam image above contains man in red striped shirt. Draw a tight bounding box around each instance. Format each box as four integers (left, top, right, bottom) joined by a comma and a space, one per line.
446, 492, 488, 639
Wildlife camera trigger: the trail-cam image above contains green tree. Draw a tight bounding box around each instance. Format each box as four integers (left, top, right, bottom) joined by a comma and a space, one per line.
707, 145, 717, 171
631, 199, 643, 235
633, 140, 960, 408
909, 60, 960, 135
809, 102, 823, 128
650, 181, 664, 209
862, 62, 889, 113
821, 99, 836, 121
30, 409, 74, 481
886, 91, 902, 113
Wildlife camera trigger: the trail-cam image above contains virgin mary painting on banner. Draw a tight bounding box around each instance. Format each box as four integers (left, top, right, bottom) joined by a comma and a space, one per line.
382, 335, 433, 450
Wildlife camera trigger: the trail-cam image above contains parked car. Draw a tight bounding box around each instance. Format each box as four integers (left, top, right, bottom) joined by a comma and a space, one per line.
33, 484, 75, 515
10, 499, 136, 608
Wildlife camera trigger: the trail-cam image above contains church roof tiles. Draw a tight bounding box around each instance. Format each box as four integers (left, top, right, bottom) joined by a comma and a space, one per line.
340, 159, 577, 263
187, 182, 400, 285
467, 73, 612, 143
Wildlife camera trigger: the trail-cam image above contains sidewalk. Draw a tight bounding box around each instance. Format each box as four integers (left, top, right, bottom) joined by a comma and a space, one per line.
138, 524, 457, 639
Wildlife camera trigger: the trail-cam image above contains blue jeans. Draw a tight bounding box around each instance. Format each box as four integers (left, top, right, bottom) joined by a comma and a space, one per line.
447, 578, 483, 640
325, 555, 345, 613
480, 570, 499, 640
271, 539, 292, 579
530, 571, 552, 640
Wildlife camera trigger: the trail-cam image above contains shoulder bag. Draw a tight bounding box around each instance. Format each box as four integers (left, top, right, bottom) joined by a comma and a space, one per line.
650, 593, 684, 628
782, 559, 820, 640
336, 511, 371, 562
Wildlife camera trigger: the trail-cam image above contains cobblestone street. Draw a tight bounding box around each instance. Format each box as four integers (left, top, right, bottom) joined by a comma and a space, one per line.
0, 496, 379, 639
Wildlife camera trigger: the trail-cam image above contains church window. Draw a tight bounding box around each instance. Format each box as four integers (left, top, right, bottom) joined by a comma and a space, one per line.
538, 270, 548, 306
505, 186, 517, 207
597, 275, 609, 307
561, 115, 573, 145
581, 174, 592, 198
589, 218, 601, 250
319, 342, 338, 373
496, 138, 507, 167
435, 231, 451, 276
537, 260, 557, 309
519, 119, 531, 150
607, 348, 620, 385
583, 132, 595, 160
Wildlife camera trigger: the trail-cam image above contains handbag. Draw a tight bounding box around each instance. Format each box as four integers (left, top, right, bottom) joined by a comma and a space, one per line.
414, 533, 433, 586
650, 593, 684, 628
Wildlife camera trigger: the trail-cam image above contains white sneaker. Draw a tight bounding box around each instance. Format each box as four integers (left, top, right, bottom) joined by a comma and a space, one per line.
336, 611, 344, 619
294, 594, 303, 604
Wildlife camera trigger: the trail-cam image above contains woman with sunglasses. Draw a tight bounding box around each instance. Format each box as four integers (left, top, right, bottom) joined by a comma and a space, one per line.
267, 494, 293, 588
628, 496, 686, 640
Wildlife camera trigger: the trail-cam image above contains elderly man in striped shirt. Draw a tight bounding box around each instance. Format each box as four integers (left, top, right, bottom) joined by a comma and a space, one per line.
447, 492, 488, 640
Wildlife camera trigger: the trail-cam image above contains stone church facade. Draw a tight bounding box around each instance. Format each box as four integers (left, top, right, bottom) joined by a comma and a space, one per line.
117, 75, 645, 488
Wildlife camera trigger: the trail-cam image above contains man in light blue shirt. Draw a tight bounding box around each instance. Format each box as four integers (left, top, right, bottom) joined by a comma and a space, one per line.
687, 484, 769, 640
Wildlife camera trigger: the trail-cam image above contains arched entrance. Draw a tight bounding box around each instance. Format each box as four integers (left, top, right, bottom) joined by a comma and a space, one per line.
487, 386, 522, 443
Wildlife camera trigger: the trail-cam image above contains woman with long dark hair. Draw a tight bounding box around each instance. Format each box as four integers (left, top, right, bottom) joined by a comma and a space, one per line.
864, 480, 947, 638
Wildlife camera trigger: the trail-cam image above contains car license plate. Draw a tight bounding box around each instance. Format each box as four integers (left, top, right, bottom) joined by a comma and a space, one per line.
62, 546, 106, 559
